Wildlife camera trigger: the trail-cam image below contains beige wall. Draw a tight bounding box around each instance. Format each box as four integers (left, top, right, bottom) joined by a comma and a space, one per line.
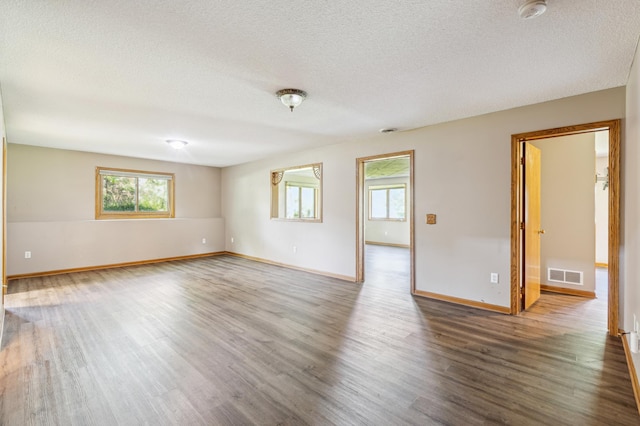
365, 176, 410, 246
222, 88, 625, 307
7, 145, 224, 275
532, 134, 595, 292
624, 33, 640, 382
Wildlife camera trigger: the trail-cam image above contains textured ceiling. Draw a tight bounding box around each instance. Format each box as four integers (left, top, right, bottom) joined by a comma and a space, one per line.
365, 157, 410, 179
1, 1, 639, 167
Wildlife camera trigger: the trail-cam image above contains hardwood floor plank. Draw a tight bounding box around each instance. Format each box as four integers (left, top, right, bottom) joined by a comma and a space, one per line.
1, 247, 638, 425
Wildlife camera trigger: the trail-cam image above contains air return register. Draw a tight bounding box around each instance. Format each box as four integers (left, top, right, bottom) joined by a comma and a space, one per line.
547, 268, 583, 285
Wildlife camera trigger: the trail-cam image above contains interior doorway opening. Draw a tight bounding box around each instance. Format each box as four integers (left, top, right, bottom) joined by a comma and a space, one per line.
356, 151, 415, 293
524, 131, 610, 331
511, 120, 620, 336
594, 131, 610, 301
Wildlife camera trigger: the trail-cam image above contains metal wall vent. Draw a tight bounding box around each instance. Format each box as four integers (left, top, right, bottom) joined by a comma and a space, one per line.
547, 268, 583, 285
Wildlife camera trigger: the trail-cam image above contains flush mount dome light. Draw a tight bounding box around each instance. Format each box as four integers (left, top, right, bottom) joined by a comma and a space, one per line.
166, 139, 188, 149
276, 88, 307, 112
518, 0, 547, 19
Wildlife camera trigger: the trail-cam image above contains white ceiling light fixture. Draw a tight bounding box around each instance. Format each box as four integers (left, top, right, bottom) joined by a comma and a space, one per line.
518, 0, 547, 19
276, 88, 307, 112
166, 139, 188, 149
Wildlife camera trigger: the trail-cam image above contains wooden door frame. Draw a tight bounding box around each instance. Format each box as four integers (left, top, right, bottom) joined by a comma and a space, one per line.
510, 120, 621, 336
356, 150, 415, 293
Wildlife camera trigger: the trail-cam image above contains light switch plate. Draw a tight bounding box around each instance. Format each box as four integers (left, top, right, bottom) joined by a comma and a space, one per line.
426, 214, 436, 225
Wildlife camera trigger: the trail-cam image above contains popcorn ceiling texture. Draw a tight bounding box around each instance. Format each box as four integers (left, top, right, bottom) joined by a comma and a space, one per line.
0, 0, 639, 167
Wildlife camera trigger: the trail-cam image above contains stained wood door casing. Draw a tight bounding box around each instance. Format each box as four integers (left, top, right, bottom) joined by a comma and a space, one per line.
511, 120, 620, 336
524, 143, 542, 309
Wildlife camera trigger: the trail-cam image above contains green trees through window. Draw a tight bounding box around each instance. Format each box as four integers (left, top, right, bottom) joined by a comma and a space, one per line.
102, 176, 168, 212
102, 175, 135, 211
96, 168, 174, 219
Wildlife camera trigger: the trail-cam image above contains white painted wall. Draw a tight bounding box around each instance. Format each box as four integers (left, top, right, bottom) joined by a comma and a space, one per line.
365, 176, 410, 246
624, 33, 640, 385
7, 144, 224, 276
531, 134, 595, 293
595, 155, 609, 265
222, 88, 625, 307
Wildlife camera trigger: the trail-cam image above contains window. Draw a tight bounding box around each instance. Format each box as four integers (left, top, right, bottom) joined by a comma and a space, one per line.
369, 184, 406, 220
270, 163, 322, 222
96, 167, 175, 219
285, 183, 317, 219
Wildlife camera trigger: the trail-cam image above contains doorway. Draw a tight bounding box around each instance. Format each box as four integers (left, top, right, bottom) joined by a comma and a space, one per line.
510, 120, 620, 336
356, 151, 415, 292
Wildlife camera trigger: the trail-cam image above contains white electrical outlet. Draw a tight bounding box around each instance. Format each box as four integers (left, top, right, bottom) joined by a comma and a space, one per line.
202, 238, 206, 244
231, 237, 234, 244
293, 245, 297, 253
490, 273, 499, 284
25, 251, 31, 259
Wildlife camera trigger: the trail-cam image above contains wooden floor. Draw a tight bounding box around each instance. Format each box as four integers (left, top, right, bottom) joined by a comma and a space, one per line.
1, 247, 638, 425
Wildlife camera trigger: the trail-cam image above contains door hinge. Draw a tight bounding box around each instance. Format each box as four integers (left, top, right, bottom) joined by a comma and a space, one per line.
520, 222, 525, 230
520, 157, 524, 165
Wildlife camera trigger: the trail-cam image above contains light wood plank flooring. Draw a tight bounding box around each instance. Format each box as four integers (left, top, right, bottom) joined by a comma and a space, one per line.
1, 249, 637, 425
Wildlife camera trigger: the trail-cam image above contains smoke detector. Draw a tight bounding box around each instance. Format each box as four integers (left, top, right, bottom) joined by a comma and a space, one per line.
519, 0, 547, 19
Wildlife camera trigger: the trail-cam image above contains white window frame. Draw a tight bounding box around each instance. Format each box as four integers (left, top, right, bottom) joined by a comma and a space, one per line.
285, 182, 318, 219
368, 184, 406, 221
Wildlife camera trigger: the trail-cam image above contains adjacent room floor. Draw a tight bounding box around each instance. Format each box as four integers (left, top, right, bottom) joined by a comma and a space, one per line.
0, 250, 637, 425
